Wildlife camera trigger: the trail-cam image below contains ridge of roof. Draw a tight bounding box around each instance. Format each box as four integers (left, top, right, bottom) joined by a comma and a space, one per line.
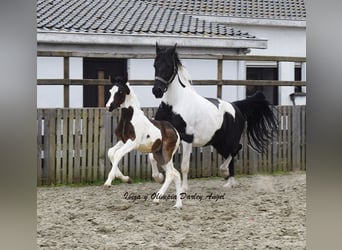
142, 0, 306, 21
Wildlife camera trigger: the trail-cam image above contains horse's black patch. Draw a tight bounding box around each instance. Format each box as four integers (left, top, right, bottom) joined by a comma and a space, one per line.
205, 97, 219, 108
206, 105, 245, 158
155, 102, 194, 143
115, 106, 136, 143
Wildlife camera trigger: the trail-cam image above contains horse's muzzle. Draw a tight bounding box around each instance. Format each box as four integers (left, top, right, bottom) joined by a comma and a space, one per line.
152, 86, 164, 98
107, 103, 117, 112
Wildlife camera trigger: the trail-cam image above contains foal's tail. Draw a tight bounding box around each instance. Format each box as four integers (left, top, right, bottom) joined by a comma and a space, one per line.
233, 91, 278, 153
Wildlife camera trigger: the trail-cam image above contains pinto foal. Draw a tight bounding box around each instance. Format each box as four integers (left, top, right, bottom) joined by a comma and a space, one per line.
104, 76, 182, 208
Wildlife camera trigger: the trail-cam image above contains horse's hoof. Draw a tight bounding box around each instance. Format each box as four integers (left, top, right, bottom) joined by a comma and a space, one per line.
103, 184, 111, 189
219, 168, 229, 178
127, 178, 132, 184
223, 178, 237, 188
181, 186, 188, 193
153, 173, 164, 184
173, 203, 182, 209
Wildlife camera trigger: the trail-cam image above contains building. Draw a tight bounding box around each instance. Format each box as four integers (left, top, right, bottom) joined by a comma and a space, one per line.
37, 0, 306, 107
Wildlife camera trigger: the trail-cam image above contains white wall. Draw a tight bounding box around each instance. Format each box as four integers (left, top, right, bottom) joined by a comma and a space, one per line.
128, 59, 159, 107
37, 57, 63, 108
278, 62, 295, 105
69, 57, 83, 107
37, 57, 83, 108
239, 26, 306, 57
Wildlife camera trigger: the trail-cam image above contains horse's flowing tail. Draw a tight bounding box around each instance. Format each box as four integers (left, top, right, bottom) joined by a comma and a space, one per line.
233, 91, 278, 153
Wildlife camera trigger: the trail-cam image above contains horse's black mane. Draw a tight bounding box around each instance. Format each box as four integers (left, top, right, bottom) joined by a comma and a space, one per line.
174, 51, 182, 67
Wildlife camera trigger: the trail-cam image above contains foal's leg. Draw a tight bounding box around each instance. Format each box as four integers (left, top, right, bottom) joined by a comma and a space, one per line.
148, 153, 164, 183
153, 162, 174, 204
181, 142, 192, 192
104, 140, 136, 187
172, 166, 182, 208
108, 141, 130, 182
105, 141, 124, 186
107, 141, 131, 183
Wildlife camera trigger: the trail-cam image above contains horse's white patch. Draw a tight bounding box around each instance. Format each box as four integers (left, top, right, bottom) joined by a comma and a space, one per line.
106, 85, 118, 109
219, 100, 236, 119
136, 141, 154, 153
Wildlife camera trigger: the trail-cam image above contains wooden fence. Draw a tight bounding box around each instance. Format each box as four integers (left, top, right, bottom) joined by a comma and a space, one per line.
37, 106, 306, 185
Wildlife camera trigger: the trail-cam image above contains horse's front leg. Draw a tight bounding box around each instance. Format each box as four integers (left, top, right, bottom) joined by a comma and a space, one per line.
181, 142, 192, 192
104, 140, 136, 187
105, 141, 124, 187
148, 153, 164, 183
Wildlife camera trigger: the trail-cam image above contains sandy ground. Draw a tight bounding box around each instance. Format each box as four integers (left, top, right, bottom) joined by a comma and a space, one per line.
37, 172, 306, 249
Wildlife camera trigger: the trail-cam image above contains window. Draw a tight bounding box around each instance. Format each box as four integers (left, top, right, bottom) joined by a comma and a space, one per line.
295, 67, 302, 93
246, 67, 279, 105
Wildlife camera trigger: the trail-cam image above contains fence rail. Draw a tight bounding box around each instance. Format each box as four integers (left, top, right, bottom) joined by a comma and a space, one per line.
37, 106, 306, 186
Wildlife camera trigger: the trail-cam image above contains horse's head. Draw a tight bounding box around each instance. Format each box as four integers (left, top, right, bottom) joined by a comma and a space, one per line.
152, 43, 178, 98
106, 74, 130, 111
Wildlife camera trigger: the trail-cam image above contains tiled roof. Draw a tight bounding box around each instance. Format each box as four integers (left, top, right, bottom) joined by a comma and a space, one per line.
37, 0, 256, 38
142, 0, 306, 21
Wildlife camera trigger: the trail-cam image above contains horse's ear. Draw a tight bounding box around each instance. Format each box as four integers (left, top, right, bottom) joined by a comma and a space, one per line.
123, 72, 128, 84
121, 73, 130, 94
123, 82, 130, 95
156, 42, 160, 54
172, 43, 177, 53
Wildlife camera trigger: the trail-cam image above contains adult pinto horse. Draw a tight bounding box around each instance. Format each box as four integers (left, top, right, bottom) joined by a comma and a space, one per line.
104, 75, 182, 208
152, 44, 278, 191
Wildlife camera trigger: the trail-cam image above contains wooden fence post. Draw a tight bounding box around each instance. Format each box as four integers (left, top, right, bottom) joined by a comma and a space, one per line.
292, 106, 301, 171
217, 59, 223, 99
98, 71, 105, 107
63, 57, 69, 108
99, 108, 106, 181
37, 109, 43, 185
48, 109, 56, 185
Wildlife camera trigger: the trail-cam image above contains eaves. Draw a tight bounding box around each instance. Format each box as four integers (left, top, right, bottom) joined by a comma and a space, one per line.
37, 30, 267, 50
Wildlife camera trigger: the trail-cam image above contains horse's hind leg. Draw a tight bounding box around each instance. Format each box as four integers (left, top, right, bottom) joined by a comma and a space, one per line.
223, 144, 241, 188
181, 142, 192, 192
153, 162, 174, 204
219, 155, 232, 178
172, 167, 182, 208
223, 159, 237, 188
148, 153, 164, 183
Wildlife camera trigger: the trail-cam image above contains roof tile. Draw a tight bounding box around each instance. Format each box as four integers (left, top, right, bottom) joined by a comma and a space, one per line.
37, 0, 256, 39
